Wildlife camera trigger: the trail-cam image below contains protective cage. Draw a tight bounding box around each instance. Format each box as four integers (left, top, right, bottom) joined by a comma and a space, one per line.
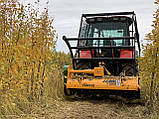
63, 12, 140, 76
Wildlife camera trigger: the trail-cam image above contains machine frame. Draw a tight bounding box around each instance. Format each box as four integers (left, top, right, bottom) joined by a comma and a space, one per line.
63, 11, 141, 98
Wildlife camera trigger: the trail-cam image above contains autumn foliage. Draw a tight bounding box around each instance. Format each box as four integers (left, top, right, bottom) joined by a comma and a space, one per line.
139, 0, 159, 112
0, 0, 71, 116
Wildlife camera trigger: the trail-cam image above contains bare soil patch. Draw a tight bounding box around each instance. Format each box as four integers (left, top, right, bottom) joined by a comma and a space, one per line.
44, 96, 150, 119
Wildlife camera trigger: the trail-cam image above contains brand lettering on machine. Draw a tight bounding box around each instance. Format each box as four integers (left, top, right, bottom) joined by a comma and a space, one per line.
103, 79, 116, 83
82, 83, 94, 87
103, 79, 120, 86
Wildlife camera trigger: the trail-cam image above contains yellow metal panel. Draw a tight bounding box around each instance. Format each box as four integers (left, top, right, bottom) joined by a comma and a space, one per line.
66, 76, 139, 91
66, 65, 140, 91
94, 67, 104, 77
70, 69, 94, 74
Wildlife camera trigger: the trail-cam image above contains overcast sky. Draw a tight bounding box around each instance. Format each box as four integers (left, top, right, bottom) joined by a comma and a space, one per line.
22, 0, 157, 53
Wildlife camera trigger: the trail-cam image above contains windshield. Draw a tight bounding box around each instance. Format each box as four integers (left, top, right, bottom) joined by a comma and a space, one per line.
87, 22, 130, 46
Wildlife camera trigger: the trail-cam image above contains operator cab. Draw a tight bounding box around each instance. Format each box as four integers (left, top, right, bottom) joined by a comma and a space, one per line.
80, 16, 132, 46
78, 16, 136, 58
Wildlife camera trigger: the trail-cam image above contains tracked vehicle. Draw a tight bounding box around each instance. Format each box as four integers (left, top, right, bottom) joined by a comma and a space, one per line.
63, 12, 141, 98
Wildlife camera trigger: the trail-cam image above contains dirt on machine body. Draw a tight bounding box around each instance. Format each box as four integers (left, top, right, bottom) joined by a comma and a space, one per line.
63, 11, 141, 98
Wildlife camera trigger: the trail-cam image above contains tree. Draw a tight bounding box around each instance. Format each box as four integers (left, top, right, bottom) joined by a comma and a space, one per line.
0, 0, 56, 100
139, 0, 159, 110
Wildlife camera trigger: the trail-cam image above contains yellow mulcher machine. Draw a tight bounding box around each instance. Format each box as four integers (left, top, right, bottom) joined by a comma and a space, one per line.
63, 12, 141, 98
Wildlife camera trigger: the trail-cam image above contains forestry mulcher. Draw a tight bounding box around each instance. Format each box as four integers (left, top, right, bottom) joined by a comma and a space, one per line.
63, 12, 141, 98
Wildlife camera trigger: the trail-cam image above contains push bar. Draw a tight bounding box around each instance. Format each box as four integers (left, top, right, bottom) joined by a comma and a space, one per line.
63, 36, 135, 41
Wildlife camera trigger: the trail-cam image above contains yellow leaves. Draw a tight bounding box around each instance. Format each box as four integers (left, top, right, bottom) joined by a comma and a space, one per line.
11, 103, 16, 106
1, 105, 5, 108
44, 77, 48, 81
0, 0, 57, 98
139, 1, 159, 105
152, 29, 156, 35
